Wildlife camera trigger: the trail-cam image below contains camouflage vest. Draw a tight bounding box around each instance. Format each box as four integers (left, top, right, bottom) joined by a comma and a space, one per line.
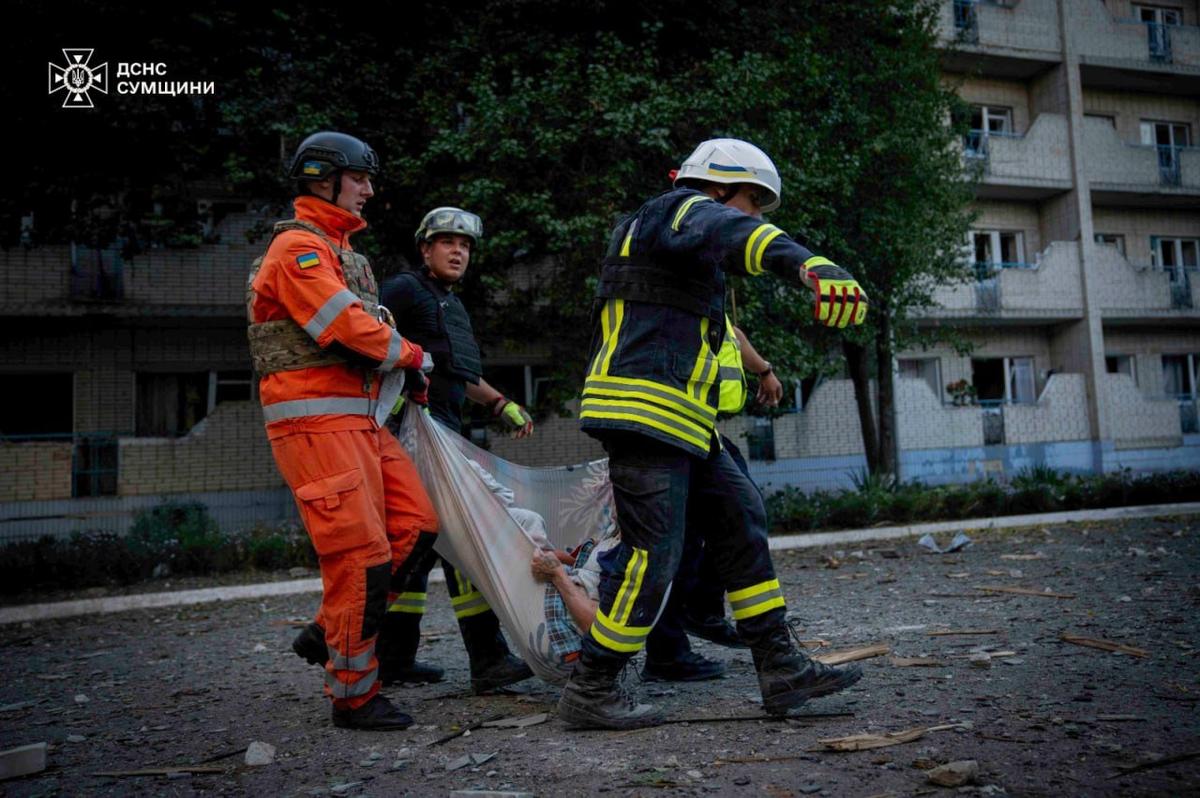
246, 219, 382, 375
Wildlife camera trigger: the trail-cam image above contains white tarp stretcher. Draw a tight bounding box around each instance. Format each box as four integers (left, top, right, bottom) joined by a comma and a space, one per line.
393, 403, 614, 683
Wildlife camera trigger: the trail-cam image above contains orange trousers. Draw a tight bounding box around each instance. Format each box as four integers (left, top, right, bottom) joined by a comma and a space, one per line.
270, 424, 438, 709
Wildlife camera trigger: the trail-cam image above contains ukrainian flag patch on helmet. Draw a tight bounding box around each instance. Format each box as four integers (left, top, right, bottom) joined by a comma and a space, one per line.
296, 252, 321, 269
707, 162, 754, 178
302, 161, 324, 176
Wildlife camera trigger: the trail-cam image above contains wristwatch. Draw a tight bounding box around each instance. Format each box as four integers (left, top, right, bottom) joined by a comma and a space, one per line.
756, 362, 773, 378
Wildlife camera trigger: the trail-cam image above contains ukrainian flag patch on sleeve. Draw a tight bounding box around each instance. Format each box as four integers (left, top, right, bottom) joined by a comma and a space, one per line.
296, 252, 321, 270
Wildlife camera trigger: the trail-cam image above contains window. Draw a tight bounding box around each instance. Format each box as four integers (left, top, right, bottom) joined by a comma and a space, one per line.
1094, 233, 1126, 257
1106, 355, 1137, 384
1163, 354, 1196, 399
0, 373, 73, 438
898, 358, 943, 401
1141, 121, 1191, 184
970, 105, 1013, 135
1134, 4, 1182, 26
971, 230, 1025, 273
136, 372, 209, 437
971, 356, 1036, 404
746, 416, 776, 461
1152, 237, 1199, 274
210, 370, 253, 407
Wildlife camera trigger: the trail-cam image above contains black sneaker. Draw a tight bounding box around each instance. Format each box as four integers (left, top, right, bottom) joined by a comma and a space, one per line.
292, 623, 327, 667
682, 613, 747, 649
470, 654, 534, 694
381, 659, 445, 685
331, 694, 414, 731
641, 651, 727, 682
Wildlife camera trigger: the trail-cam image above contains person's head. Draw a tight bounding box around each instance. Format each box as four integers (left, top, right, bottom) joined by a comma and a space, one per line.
673, 137, 781, 218
288, 131, 380, 217
414, 207, 483, 283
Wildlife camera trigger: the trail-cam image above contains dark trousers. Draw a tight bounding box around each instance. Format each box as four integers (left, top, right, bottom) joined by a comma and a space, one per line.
582, 432, 784, 671
645, 435, 761, 661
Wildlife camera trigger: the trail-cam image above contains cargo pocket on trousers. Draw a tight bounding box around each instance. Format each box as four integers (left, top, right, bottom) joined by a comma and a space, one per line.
294, 468, 370, 558
607, 464, 674, 546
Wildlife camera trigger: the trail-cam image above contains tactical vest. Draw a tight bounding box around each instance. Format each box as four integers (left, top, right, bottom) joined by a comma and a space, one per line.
595, 254, 726, 352
717, 316, 748, 416
245, 219, 381, 375
402, 270, 483, 384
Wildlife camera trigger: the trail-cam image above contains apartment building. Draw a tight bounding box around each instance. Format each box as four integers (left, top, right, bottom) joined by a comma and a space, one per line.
2, 0, 1195, 539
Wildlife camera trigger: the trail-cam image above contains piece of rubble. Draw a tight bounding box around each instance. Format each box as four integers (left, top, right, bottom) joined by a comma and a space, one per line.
926, 759, 978, 787
0, 742, 47, 781
1060, 634, 1148, 658
244, 741, 276, 766
814, 724, 964, 752
815, 643, 890, 666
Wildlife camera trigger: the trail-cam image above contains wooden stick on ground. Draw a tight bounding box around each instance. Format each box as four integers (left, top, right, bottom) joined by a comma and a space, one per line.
815, 643, 891, 665
974, 585, 1075, 599
1060, 634, 1148, 658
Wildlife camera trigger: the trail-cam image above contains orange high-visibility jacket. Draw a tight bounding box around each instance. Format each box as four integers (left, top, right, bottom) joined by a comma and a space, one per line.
250, 196, 420, 437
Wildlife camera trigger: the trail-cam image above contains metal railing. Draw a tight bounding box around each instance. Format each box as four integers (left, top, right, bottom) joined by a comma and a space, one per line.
954, 0, 979, 42
1166, 266, 1195, 309
1146, 21, 1172, 62
1156, 145, 1183, 186
979, 400, 1005, 445
1176, 397, 1199, 434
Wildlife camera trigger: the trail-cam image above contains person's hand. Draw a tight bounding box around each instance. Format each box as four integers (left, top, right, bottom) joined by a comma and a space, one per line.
403, 341, 426, 370
531, 549, 563, 583
807, 262, 868, 328
404, 369, 428, 405
492, 396, 534, 438
756, 368, 784, 407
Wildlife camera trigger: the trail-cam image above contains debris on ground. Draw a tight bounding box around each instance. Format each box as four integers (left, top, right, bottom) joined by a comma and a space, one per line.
927, 629, 999, 637
813, 724, 965, 752
244, 741, 276, 766
918, 533, 973, 554
92, 766, 225, 777
815, 643, 891, 665
0, 742, 47, 781
889, 656, 945, 668
974, 585, 1075, 599
926, 759, 979, 787
480, 713, 549, 729
1060, 634, 1149, 658
447, 752, 497, 771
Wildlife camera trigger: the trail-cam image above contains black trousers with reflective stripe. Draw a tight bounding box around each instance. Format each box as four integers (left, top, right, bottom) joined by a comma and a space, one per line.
646, 435, 758, 660
582, 432, 782, 671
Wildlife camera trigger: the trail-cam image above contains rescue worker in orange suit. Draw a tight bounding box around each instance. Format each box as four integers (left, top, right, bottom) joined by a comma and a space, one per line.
561, 138, 870, 729
375, 208, 534, 692
248, 130, 438, 730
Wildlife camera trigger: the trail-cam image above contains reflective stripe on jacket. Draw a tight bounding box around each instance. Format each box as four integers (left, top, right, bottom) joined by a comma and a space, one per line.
249, 196, 417, 432
581, 188, 819, 456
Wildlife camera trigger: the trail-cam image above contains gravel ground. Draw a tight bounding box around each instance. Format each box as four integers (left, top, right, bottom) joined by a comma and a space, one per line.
1, 516, 1198, 797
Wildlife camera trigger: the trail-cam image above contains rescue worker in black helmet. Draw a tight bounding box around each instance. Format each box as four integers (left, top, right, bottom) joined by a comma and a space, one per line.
560, 137, 869, 729
374, 207, 535, 693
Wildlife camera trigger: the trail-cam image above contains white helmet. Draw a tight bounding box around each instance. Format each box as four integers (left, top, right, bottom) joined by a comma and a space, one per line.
673, 138, 782, 213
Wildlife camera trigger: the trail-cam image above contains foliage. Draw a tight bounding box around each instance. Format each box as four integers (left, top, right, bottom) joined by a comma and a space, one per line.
766, 468, 1200, 534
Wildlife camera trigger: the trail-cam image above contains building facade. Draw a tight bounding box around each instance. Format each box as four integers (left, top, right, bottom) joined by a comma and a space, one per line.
2, 0, 1197, 539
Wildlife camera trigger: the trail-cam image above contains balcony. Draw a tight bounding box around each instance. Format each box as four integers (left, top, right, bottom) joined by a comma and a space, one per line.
1095, 245, 1200, 324
1104, 373, 1182, 450
928, 241, 1083, 322
1071, 0, 1200, 95
964, 113, 1073, 200
940, 0, 1062, 77
1083, 118, 1200, 208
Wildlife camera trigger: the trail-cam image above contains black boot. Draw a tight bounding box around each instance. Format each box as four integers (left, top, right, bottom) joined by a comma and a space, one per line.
460, 613, 533, 694
331, 694, 414, 731
376, 611, 444, 685
558, 657, 664, 730
751, 625, 862, 717
641, 650, 727, 682
292, 622, 327, 667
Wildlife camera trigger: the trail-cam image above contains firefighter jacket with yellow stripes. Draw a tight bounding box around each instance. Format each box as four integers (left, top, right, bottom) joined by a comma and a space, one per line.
581, 188, 823, 456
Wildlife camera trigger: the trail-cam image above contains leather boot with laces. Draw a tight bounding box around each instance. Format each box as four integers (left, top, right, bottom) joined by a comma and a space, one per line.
377, 612, 444, 685
292, 622, 328, 666
331, 694, 414, 731
558, 658, 665, 730
751, 624, 862, 716
460, 615, 533, 694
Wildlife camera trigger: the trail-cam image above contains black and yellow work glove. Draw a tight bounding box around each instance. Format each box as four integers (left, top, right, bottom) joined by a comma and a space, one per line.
805, 259, 869, 329
491, 396, 534, 438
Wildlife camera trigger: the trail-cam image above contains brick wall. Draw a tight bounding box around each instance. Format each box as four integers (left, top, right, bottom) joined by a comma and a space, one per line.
1092, 244, 1185, 312
974, 200, 1045, 256
1082, 88, 1200, 146
486, 407, 604, 467
896, 378, 985, 450
1006, 373, 1092, 443
0, 442, 72, 501
997, 240, 1083, 312
118, 400, 282, 495
987, 113, 1073, 186
937, 0, 1062, 55
1073, 0, 1200, 68
1104, 372, 1182, 448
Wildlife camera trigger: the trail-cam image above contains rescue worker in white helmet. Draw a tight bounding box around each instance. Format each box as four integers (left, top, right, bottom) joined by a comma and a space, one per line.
561, 137, 868, 729
372, 207, 535, 693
